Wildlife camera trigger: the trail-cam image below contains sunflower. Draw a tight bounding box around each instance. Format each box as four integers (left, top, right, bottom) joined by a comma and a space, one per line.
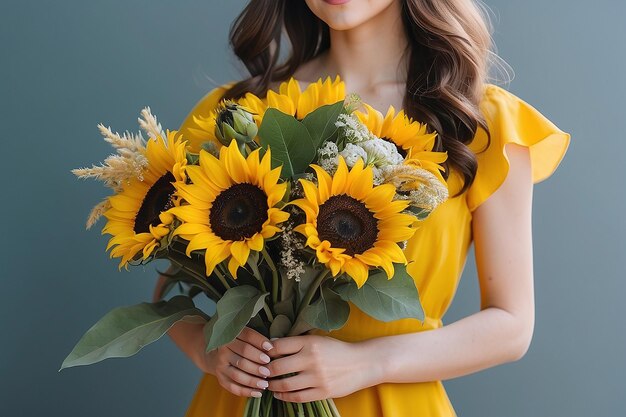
170, 140, 290, 277
291, 156, 416, 288
102, 130, 188, 268
184, 76, 345, 152
355, 103, 448, 183
270, 76, 345, 120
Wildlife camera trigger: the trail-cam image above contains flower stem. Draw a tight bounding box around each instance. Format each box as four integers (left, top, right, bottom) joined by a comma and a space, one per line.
247, 256, 275, 322
327, 399, 341, 417
251, 396, 261, 417
213, 264, 232, 290
167, 255, 222, 300
261, 248, 279, 305
315, 400, 330, 417
288, 269, 330, 336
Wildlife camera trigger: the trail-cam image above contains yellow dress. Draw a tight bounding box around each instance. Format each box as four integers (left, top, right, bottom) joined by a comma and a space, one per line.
177, 81, 571, 417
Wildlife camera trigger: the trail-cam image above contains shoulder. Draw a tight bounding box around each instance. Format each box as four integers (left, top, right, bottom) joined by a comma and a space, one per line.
465, 83, 571, 212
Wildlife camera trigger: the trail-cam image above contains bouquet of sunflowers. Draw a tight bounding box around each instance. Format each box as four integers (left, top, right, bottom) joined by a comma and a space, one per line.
62, 77, 449, 417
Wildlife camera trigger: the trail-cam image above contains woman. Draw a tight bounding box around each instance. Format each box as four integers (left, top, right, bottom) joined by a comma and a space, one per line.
155, 0, 571, 415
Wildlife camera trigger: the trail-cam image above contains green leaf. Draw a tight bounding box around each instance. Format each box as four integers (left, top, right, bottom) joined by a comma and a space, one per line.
333, 264, 425, 322
301, 286, 350, 332
204, 286, 269, 352
258, 108, 315, 178
60, 295, 206, 370
269, 314, 292, 339
301, 101, 344, 149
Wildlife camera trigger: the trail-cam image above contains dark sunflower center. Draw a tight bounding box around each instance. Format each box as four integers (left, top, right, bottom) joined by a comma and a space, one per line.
210, 183, 269, 241
317, 194, 378, 256
381, 136, 407, 158
134, 171, 176, 234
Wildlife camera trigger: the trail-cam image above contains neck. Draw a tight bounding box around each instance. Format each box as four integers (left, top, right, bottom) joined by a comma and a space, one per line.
322, 2, 409, 90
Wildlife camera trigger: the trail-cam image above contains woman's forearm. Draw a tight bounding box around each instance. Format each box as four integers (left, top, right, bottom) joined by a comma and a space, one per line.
153, 274, 215, 374
361, 306, 534, 384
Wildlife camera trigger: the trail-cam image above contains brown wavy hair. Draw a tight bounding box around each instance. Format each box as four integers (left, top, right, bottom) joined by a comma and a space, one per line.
221, 0, 498, 196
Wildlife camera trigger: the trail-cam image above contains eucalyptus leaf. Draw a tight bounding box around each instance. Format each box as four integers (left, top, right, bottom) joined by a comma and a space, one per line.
60, 295, 207, 370
274, 293, 295, 321
297, 265, 325, 304
204, 285, 269, 352
269, 314, 293, 339
258, 108, 315, 178
301, 286, 350, 332
333, 264, 425, 322
301, 101, 344, 149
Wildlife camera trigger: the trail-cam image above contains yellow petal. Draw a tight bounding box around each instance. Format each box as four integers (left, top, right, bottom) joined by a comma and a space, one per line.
310, 164, 332, 202
224, 140, 250, 183
228, 256, 242, 278
344, 259, 369, 288
331, 156, 349, 195
230, 240, 251, 266
248, 233, 264, 252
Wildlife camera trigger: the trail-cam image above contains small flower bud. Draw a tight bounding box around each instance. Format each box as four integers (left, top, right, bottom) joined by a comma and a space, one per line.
214, 100, 258, 146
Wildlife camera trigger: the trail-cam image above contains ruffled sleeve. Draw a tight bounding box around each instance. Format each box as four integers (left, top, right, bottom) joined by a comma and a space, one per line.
177, 82, 235, 151
466, 84, 571, 212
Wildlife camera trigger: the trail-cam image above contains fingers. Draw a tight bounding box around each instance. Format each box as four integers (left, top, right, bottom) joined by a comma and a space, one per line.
229, 338, 272, 366
226, 350, 271, 379
226, 363, 270, 391
266, 353, 307, 377
273, 388, 326, 403
237, 327, 274, 352
215, 372, 265, 398
267, 336, 305, 358
268, 373, 313, 393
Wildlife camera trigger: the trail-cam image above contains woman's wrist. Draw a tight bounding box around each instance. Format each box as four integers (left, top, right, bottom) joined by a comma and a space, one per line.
353, 338, 390, 388
167, 320, 216, 375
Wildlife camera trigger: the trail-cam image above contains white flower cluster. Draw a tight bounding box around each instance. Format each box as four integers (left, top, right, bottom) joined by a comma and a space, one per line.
278, 221, 306, 281
335, 113, 376, 143
333, 113, 405, 184
317, 140, 339, 174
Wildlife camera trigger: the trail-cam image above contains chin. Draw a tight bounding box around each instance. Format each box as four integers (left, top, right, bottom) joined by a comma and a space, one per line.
304, 0, 398, 31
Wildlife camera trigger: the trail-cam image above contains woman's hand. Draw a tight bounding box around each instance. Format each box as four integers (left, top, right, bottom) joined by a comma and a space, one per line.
202, 327, 276, 398
266, 334, 382, 403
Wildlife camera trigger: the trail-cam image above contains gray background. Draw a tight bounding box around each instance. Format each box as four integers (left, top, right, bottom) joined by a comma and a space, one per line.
1, 1, 623, 416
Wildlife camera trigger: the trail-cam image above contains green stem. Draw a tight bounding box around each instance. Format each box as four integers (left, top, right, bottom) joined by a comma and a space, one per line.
243, 397, 252, 417
167, 256, 221, 300
251, 395, 261, 417
288, 269, 330, 336
296, 403, 305, 417
248, 256, 275, 322
327, 399, 341, 417
261, 390, 272, 417
213, 264, 232, 290
286, 402, 296, 417
305, 402, 316, 416
261, 248, 279, 305
314, 400, 328, 417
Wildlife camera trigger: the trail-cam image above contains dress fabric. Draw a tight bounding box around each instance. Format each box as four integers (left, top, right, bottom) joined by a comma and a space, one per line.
178, 82, 571, 417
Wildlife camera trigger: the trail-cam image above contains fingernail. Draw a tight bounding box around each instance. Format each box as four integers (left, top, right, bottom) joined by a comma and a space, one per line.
251, 391, 262, 398
259, 366, 271, 377
257, 380, 269, 389
262, 341, 274, 351
260, 353, 271, 364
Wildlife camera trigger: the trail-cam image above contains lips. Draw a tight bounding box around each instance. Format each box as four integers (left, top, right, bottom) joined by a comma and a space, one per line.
322, 0, 351, 5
